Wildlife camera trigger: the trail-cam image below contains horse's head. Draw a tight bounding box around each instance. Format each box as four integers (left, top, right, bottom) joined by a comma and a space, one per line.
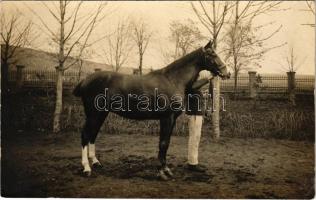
201, 41, 230, 79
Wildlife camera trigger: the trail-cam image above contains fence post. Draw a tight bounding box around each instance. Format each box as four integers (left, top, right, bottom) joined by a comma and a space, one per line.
248, 71, 257, 98
287, 71, 296, 105
16, 65, 25, 89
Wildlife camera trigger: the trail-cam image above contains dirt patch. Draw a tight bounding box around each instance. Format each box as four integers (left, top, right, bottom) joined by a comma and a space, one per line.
1, 131, 314, 198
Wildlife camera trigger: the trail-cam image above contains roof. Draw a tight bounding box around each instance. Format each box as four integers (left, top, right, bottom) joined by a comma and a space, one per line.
2, 45, 152, 74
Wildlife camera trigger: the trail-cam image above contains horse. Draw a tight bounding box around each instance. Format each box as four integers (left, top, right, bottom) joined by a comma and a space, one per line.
73, 41, 230, 180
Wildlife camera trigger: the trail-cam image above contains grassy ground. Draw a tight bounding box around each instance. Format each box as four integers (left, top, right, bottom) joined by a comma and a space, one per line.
1, 130, 314, 198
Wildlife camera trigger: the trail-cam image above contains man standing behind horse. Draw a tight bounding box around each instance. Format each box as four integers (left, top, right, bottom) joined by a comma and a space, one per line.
186, 70, 213, 172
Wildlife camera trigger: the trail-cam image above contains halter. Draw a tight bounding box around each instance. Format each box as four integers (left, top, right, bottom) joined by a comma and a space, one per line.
202, 47, 226, 77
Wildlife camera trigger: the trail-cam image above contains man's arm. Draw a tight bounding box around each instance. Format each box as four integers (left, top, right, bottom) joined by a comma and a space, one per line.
191, 73, 215, 90
191, 78, 209, 90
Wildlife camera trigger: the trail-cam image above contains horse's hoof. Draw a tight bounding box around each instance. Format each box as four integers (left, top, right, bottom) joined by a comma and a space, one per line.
163, 167, 174, 177
92, 162, 103, 169
83, 171, 91, 177
157, 170, 169, 181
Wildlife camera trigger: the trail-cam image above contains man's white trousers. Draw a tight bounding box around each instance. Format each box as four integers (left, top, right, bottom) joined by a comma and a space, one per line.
188, 115, 203, 165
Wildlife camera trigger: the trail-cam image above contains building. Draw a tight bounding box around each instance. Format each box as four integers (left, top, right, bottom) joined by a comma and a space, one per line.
2, 45, 152, 75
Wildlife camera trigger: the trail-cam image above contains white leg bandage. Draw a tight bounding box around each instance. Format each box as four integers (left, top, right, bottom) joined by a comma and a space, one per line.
82, 145, 91, 172
188, 115, 203, 165
88, 143, 100, 164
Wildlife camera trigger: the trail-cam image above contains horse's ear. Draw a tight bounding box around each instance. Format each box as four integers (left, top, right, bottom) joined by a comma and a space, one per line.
204, 40, 213, 49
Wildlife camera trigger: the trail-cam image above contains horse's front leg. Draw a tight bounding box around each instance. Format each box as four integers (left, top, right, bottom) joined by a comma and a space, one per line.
81, 132, 91, 176
158, 114, 176, 180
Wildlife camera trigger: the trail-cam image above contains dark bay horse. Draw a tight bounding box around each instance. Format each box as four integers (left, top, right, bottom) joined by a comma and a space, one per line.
73, 41, 230, 179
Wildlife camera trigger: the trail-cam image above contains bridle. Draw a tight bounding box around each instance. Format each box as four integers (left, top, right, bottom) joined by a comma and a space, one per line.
215, 63, 227, 77
202, 47, 226, 77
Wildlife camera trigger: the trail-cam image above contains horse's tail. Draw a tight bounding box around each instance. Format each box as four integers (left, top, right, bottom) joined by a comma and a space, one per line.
73, 81, 83, 97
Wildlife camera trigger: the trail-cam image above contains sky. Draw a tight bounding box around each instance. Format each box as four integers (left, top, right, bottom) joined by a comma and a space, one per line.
1, 1, 315, 75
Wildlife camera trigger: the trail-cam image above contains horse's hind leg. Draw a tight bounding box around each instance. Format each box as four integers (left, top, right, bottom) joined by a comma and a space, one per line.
81, 112, 107, 176
158, 114, 176, 180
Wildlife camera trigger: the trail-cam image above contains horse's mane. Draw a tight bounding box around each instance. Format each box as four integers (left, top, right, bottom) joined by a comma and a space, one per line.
148, 48, 203, 75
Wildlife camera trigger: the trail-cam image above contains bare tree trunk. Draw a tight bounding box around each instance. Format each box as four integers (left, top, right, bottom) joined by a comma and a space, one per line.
287, 71, 296, 106
53, 68, 63, 132
211, 29, 221, 140
53, 1, 65, 133
139, 54, 143, 75
234, 72, 238, 98
211, 76, 220, 140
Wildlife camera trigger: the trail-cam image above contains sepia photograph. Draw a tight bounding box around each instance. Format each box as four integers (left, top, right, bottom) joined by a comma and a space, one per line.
1, 0, 315, 198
